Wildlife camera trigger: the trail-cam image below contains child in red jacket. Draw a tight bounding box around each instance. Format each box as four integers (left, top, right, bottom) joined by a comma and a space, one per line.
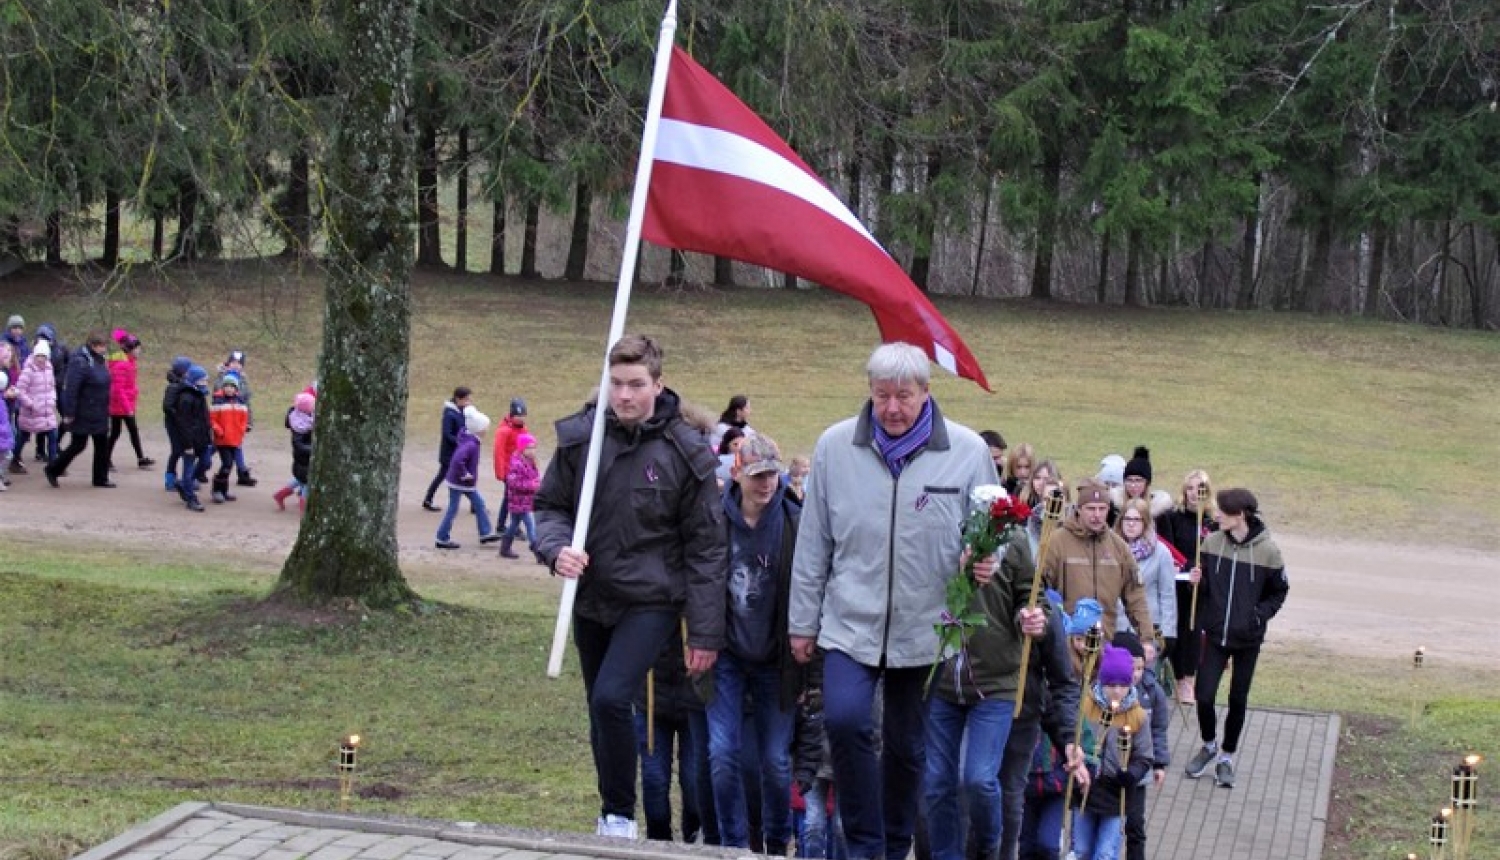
208, 374, 250, 503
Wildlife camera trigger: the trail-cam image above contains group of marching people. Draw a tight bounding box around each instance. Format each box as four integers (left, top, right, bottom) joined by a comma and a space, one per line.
530, 337, 1291, 860
1, 313, 315, 513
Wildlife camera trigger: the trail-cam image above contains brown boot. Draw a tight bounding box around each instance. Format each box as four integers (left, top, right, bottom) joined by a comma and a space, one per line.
500, 536, 520, 559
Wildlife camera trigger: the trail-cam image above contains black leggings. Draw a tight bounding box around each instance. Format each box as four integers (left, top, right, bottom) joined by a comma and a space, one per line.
109, 415, 145, 462
1195, 639, 1261, 754
1171, 580, 1200, 679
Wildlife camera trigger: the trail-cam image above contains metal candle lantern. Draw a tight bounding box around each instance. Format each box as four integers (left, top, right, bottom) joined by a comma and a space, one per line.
1429, 809, 1449, 851
1449, 756, 1481, 860
1410, 647, 1427, 729
338, 734, 361, 810
1084, 624, 1103, 656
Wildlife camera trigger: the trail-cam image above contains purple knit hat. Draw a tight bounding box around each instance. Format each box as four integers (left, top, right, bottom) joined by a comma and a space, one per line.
1099, 644, 1135, 686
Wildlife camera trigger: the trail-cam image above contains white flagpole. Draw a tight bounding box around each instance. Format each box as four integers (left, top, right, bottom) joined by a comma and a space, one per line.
547, 0, 680, 678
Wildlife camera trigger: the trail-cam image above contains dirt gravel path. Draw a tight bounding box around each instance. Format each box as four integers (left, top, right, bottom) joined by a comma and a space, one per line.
3, 425, 1496, 666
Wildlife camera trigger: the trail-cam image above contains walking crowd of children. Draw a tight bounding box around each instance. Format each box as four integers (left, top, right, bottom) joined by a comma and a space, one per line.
2, 313, 316, 514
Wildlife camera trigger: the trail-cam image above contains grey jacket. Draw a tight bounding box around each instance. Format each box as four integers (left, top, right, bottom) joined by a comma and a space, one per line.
788, 398, 998, 668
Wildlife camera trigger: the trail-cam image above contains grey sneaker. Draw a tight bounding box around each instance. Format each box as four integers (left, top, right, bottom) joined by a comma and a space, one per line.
1215, 758, 1236, 788
1185, 744, 1217, 778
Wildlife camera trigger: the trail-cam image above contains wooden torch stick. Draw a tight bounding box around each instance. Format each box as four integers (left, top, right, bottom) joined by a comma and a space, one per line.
1013, 491, 1067, 718
1061, 625, 1104, 852
1188, 483, 1209, 631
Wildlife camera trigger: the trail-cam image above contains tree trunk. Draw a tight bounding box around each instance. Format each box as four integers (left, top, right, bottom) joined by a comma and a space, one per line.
1298, 217, 1333, 313
151, 212, 164, 261
416, 120, 442, 267
1432, 218, 1453, 325
277, 0, 419, 608
564, 180, 592, 281
1363, 226, 1386, 317
1123, 229, 1143, 307
280, 147, 313, 257
489, 192, 506, 275
520, 200, 541, 279
1030, 149, 1062, 300
666, 249, 686, 286
1236, 210, 1259, 310
909, 150, 940, 291
1095, 229, 1112, 304
44, 211, 61, 266
971, 177, 992, 296
455, 126, 469, 272
172, 180, 198, 261
102, 189, 121, 267
714, 256, 734, 287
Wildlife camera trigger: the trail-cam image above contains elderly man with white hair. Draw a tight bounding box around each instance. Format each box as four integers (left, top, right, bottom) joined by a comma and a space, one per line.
788, 342, 1044, 860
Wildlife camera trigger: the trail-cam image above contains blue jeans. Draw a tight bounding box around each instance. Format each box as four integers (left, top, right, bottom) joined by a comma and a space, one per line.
502, 510, 535, 545
1019, 793, 1064, 860
707, 653, 795, 850
179, 452, 202, 499
635, 710, 701, 842
801, 777, 847, 860
436, 487, 493, 542
574, 609, 679, 819
1070, 811, 1122, 860
823, 650, 930, 860
923, 696, 1014, 860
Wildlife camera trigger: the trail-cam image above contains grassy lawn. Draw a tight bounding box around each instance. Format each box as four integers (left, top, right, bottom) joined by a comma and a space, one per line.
0, 265, 1496, 857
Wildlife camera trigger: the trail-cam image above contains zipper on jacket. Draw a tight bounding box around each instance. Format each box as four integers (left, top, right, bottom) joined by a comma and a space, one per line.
1221, 545, 1237, 648
880, 475, 900, 659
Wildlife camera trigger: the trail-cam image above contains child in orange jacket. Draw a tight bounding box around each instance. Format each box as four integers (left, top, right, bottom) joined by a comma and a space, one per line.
209, 374, 251, 503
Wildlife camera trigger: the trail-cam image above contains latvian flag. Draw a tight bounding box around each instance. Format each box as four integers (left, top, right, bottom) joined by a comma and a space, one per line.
642, 47, 990, 391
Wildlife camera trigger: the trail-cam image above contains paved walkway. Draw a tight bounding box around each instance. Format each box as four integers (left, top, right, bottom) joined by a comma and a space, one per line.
76, 707, 1338, 860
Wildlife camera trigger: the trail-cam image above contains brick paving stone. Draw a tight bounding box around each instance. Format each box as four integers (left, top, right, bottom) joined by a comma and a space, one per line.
356, 835, 439, 860
307, 844, 365, 860
405, 843, 465, 859
332, 833, 389, 849
449, 849, 510, 860
161, 845, 220, 860
218, 839, 281, 858
283, 831, 343, 852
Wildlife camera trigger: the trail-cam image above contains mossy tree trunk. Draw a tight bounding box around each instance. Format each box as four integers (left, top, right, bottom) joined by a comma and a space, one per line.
277, 0, 419, 609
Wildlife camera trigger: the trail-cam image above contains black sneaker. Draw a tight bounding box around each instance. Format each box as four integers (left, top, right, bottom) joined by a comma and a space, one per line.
435, 540, 460, 550
1215, 758, 1236, 789
422, 501, 441, 512
480, 534, 503, 545
1185, 745, 1217, 779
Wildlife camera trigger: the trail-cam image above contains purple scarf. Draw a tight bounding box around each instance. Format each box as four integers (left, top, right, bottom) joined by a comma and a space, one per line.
871, 397, 934, 478
1129, 536, 1154, 562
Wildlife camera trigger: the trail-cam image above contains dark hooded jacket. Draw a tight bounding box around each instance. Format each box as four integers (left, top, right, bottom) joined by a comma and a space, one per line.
172, 384, 212, 453
534, 387, 727, 651
1195, 516, 1288, 649
59, 344, 111, 436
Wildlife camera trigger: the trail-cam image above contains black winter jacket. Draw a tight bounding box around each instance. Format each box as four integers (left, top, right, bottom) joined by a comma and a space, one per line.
1195, 517, 1289, 649
172, 386, 212, 453
534, 388, 727, 651
60, 346, 111, 436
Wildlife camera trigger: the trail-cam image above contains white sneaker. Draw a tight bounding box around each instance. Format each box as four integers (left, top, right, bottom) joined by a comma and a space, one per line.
595, 814, 637, 839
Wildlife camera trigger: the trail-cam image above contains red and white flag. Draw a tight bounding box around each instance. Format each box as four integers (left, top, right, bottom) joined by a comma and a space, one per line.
642, 47, 991, 391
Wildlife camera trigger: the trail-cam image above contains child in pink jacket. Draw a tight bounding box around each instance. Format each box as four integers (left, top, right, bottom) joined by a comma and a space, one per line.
108, 329, 154, 470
